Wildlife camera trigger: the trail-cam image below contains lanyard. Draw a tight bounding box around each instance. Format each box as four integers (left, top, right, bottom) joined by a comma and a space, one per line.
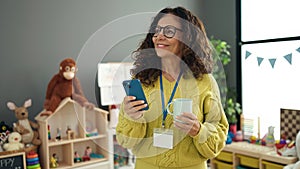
160, 71, 183, 127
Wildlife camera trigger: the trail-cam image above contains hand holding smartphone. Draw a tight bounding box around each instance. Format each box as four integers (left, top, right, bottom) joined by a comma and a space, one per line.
122, 79, 149, 110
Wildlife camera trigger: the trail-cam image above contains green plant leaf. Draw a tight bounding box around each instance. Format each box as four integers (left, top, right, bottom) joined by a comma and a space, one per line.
210, 36, 242, 124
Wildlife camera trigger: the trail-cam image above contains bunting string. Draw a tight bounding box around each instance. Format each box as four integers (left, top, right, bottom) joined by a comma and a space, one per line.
245, 47, 300, 68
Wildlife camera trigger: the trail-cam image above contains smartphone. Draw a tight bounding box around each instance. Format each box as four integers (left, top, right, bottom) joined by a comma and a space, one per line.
122, 79, 149, 110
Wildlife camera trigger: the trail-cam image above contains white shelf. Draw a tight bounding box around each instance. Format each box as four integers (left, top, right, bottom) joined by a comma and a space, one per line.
35, 98, 111, 169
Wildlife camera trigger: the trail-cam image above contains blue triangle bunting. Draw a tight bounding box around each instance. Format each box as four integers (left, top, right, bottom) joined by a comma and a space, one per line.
269, 58, 277, 68
246, 48, 298, 68
245, 51, 252, 59
283, 53, 292, 65
257, 57, 264, 66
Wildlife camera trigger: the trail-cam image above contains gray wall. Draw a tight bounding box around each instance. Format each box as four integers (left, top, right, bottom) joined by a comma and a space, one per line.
0, 0, 236, 126
202, 0, 237, 90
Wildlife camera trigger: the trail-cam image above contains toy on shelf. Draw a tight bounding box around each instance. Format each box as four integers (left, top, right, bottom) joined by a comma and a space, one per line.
66, 125, 75, 140
3, 132, 24, 151
82, 146, 92, 161
55, 128, 61, 141
249, 135, 258, 144
7, 99, 41, 147
280, 133, 288, 144
47, 125, 51, 140
85, 129, 98, 137
35, 97, 109, 169
0, 121, 12, 152
50, 153, 59, 168
284, 131, 300, 169
26, 150, 41, 169
275, 142, 288, 156
234, 130, 243, 141
90, 153, 104, 159
265, 126, 275, 147
0, 121, 12, 134
281, 141, 297, 157
273, 133, 293, 156
85, 121, 99, 137
74, 151, 82, 163
86, 146, 104, 159
85, 146, 92, 156
41, 58, 94, 116
226, 131, 234, 144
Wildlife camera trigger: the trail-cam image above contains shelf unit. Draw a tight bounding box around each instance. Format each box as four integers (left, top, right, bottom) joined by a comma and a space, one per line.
211, 142, 298, 169
35, 97, 111, 169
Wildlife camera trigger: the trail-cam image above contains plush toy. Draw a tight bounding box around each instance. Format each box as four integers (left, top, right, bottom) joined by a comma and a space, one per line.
284, 131, 300, 169
7, 99, 41, 146
3, 132, 24, 151
0, 121, 12, 133
41, 58, 94, 116
0, 121, 12, 152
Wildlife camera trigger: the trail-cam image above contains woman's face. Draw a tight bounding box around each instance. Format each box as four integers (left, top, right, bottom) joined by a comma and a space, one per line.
152, 14, 183, 59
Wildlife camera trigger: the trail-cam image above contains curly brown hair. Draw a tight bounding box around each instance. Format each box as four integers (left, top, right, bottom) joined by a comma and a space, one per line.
131, 6, 213, 86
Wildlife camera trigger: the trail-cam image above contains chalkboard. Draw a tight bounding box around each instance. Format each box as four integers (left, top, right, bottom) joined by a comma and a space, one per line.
0, 152, 26, 169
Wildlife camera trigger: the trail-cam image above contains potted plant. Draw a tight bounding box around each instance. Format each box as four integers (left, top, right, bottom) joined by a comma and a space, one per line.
210, 36, 242, 134
224, 93, 242, 134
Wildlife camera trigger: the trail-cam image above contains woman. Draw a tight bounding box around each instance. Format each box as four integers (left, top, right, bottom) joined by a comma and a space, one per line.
116, 6, 228, 169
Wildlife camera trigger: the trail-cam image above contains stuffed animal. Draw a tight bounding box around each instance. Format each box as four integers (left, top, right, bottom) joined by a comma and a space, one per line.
284, 131, 300, 169
41, 58, 94, 116
0, 121, 12, 133
0, 121, 12, 152
3, 132, 24, 151
7, 99, 41, 146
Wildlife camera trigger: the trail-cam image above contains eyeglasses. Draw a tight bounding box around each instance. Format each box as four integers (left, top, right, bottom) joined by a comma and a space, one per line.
152, 25, 182, 38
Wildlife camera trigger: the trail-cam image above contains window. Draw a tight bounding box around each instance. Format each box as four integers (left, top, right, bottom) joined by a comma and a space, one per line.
239, 0, 300, 139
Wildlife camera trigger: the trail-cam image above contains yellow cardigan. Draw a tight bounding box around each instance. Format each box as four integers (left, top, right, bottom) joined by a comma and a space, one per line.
116, 74, 228, 168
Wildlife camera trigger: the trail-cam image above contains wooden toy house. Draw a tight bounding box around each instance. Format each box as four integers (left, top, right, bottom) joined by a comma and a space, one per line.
35, 97, 111, 169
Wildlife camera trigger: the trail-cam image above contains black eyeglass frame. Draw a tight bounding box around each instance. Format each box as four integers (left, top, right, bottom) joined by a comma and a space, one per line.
152, 25, 183, 38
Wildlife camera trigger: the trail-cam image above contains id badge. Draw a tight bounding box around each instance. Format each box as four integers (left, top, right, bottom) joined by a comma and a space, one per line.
153, 128, 173, 149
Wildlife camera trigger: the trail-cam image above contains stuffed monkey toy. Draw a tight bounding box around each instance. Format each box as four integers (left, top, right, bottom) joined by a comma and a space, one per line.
42, 58, 94, 116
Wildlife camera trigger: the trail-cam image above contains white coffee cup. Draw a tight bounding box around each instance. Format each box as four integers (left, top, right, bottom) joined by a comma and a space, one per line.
166, 98, 192, 123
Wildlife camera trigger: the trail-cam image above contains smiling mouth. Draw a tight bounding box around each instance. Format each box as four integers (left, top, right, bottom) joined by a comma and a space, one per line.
157, 44, 169, 48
